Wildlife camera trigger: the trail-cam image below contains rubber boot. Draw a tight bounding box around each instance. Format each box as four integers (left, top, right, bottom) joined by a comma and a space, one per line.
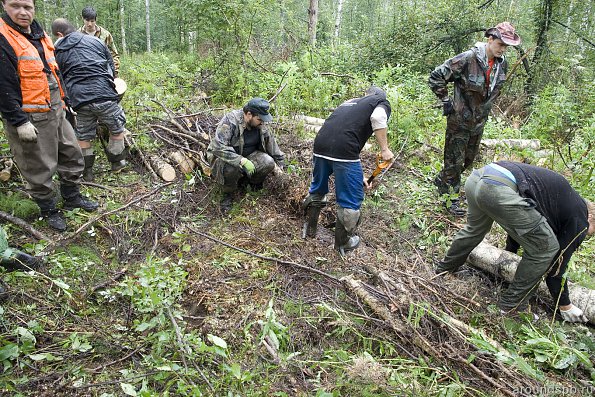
105, 140, 128, 173
220, 192, 234, 214
83, 154, 95, 182
42, 209, 67, 232
1, 251, 42, 271
61, 184, 99, 212
36, 198, 67, 232
301, 194, 326, 238
334, 207, 361, 256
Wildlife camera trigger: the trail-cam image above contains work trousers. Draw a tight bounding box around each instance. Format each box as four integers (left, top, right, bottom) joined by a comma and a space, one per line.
441, 170, 559, 311
434, 118, 483, 195
214, 151, 275, 193
3, 84, 83, 201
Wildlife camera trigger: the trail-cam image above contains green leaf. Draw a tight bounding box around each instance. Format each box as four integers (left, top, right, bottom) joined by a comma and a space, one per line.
208, 334, 227, 349
552, 352, 576, 369
120, 383, 137, 396
28, 352, 63, 362
0, 343, 19, 361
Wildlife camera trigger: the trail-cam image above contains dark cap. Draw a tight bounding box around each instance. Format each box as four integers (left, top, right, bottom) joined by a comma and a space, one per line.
245, 97, 273, 122
485, 22, 521, 46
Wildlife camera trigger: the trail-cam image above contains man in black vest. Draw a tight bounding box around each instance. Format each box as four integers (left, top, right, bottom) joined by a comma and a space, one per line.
302, 87, 393, 255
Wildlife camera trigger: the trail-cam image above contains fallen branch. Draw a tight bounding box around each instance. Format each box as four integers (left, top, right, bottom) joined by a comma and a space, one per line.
40, 183, 173, 255
125, 134, 159, 181
86, 268, 128, 298
0, 210, 51, 242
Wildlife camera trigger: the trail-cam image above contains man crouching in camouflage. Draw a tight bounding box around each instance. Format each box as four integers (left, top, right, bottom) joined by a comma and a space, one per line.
428, 22, 521, 216
207, 98, 285, 213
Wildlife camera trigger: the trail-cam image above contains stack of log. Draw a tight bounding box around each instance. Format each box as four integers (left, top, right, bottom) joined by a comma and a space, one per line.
134, 102, 219, 181
294, 115, 325, 133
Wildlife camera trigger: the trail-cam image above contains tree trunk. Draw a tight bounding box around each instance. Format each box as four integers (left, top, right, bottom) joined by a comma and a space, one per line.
525, 0, 558, 99
308, 0, 319, 47
145, 0, 152, 52
333, 0, 344, 47
120, 0, 127, 54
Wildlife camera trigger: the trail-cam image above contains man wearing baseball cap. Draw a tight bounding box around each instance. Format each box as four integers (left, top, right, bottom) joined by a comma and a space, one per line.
207, 98, 285, 213
429, 22, 521, 216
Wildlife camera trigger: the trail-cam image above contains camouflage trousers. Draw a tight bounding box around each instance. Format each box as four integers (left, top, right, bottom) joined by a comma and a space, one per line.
212, 151, 275, 193
434, 119, 484, 195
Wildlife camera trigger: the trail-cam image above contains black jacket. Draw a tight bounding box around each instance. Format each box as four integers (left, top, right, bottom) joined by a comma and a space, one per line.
313, 94, 391, 161
54, 31, 118, 110
498, 161, 589, 306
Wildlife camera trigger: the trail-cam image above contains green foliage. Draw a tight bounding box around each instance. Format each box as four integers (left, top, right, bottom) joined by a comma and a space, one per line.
0, 191, 38, 219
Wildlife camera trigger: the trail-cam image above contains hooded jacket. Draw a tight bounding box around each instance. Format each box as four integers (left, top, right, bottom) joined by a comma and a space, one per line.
428, 42, 508, 133
54, 31, 118, 110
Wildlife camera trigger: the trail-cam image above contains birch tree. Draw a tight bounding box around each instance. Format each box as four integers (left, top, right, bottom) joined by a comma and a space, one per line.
145, 0, 152, 52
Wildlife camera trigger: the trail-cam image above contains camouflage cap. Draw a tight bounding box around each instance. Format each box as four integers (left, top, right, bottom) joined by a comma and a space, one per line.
245, 97, 273, 122
485, 22, 521, 46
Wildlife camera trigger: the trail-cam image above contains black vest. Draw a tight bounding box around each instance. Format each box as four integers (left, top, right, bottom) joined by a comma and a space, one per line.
313, 94, 391, 160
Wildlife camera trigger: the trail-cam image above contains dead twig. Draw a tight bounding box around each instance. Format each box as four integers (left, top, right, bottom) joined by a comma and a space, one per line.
0, 209, 51, 242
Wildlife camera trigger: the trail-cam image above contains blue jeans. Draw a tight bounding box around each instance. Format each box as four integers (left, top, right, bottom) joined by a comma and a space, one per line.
308, 156, 364, 210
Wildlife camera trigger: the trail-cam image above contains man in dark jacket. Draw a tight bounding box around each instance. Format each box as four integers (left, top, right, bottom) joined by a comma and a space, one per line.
429, 22, 521, 216
0, 1, 98, 232
436, 162, 594, 323
52, 18, 127, 182
302, 87, 393, 255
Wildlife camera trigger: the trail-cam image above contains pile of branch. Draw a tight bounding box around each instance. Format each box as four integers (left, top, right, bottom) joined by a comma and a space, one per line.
340, 268, 542, 396
137, 101, 219, 181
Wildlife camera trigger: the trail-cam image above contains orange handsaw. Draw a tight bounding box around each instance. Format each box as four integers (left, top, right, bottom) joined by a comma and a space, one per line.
367, 154, 394, 184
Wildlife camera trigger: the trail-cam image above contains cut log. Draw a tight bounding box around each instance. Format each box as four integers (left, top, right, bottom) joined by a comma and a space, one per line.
294, 115, 325, 126
467, 242, 595, 325
303, 124, 322, 133
481, 139, 541, 150
169, 151, 195, 174
0, 159, 13, 181
148, 155, 176, 181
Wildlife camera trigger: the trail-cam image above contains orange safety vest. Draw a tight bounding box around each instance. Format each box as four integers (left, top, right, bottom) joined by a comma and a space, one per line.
0, 19, 65, 113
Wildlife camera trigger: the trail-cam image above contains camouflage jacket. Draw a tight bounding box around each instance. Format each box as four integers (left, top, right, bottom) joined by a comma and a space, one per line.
428, 42, 508, 131
79, 25, 120, 73
207, 109, 284, 179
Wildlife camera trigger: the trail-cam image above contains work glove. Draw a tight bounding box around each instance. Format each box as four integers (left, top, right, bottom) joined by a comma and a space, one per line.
441, 97, 454, 116
241, 158, 256, 176
560, 304, 588, 323
16, 122, 38, 143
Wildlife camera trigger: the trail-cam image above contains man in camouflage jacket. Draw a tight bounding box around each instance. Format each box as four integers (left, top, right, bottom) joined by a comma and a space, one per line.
429, 22, 521, 216
207, 98, 284, 213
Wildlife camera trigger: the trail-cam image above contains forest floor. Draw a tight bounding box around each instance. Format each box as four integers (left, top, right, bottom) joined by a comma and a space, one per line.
0, 109, 594, 397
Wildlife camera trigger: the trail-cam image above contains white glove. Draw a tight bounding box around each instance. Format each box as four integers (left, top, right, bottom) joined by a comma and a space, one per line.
560, 304, 588, 323
16, 122, 38, 143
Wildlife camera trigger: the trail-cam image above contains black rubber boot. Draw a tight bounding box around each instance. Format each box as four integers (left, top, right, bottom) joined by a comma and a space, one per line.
83, 154, 95, 182
61, 184, 99, 212
36, 198, 67, 232
42, 209, 67, 232
1, 251, 42, 271
111, 159, 127, 172
220, 193, 234, 214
